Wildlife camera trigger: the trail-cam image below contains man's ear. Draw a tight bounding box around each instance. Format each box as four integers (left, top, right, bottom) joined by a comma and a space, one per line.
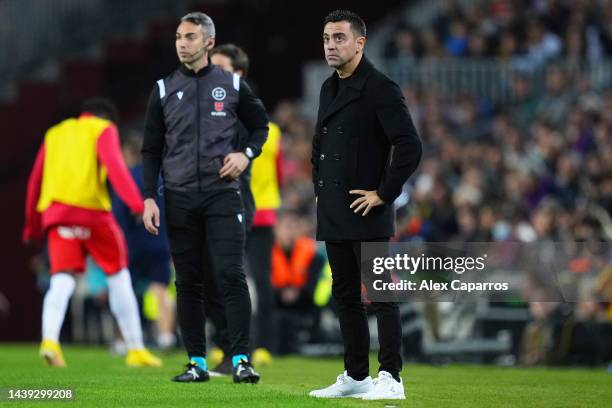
357, 36, 367, 53
207, 37, 216, 51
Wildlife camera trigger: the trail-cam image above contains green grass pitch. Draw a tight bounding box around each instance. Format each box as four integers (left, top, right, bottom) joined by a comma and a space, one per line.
0, 344, 610, 407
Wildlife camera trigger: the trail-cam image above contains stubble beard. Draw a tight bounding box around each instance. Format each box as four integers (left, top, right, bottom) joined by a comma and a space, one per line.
182, 52, 206, 69
329, 53, 355, 72
327, 55, 347, 69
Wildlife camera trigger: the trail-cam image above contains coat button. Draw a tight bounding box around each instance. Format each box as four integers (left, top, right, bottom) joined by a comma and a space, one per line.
321, 127, 328, 135
336, 126, 344, 134
320, 153, 325, 161
334, 154, 341, 160
318, 180, 324, 187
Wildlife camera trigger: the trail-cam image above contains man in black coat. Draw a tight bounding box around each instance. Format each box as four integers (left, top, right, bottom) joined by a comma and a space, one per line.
309, 10, 422, 401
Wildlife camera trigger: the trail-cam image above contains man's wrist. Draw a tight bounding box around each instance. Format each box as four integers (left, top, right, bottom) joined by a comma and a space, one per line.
375, 190, 386, 204
243, 146, 255, 160
240, 151, 250, 162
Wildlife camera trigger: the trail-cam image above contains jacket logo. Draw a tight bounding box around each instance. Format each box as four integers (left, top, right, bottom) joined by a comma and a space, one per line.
177, 91, 184, 100
211, 100, 227, 116
212, 87, 226, 101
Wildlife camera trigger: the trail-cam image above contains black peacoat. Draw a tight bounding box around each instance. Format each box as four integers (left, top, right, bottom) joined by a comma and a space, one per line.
312, 56, 422, 241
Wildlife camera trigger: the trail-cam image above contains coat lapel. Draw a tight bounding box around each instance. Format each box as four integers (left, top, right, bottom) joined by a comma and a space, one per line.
321, 86, 361, 123
320, 56, 374, 124
317, 79, 336, 127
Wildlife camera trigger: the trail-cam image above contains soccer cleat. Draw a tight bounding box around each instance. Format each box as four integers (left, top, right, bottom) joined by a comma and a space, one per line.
232, 359, 260, 384
125, 348, 163, 367
209, 355, 233, 377
40, 339, 66, 367
361, 371, 406, 400
309, 371, 373, 398
171, 362, 210, 383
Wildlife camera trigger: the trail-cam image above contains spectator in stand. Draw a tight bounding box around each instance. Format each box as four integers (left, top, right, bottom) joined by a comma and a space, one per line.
524, 18, 562, 67
534, 68, 575, 127
444, 19, 470, 56
383, 24, 422, 60
271, 210, 326, 354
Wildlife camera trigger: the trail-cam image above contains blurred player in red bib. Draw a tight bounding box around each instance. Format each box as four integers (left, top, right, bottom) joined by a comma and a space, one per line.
23, 98, 162, 368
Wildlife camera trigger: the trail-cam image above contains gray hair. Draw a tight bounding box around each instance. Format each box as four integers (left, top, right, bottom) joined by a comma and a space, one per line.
180, 12, 216, 38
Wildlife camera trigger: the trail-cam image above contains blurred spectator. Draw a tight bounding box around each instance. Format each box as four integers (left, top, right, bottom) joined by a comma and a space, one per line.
497, 30, 521, 61
383, 24, 422, 60
508, 72, 537, 123
467, 31, 489, 57
534, 68, 575, 127
445, 19, 470, 56
421, 29, 446, 58
524, 18, 562, 67
272, 210, 327, 354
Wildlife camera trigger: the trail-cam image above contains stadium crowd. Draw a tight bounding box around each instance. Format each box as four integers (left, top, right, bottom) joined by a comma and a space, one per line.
383, 0, 612, 65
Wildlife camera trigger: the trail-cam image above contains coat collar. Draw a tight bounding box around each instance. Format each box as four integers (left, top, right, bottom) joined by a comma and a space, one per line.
179, 60, 214, 77
320, 55, 374, 123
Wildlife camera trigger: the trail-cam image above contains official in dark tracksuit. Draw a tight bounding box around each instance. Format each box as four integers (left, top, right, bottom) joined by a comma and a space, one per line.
311, 11, 422, 396
141, 12, 267, 383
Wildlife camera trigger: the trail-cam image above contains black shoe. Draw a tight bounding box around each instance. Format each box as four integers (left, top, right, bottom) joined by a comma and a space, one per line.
210, 356, 233, 377
233, 359, 260, 384
171, 362, 210, 383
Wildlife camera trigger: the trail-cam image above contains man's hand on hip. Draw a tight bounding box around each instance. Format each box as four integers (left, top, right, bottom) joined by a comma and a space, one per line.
143, 198, 160, 235
349, 190, 384, 216
219, 152, 249, 180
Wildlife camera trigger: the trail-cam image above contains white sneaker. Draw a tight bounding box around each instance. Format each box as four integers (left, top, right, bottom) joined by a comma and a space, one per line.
309, 371, 373, 398
362, 371, 406, 400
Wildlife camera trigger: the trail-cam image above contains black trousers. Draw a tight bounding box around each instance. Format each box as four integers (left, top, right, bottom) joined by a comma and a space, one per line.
200, 178, 255, 356
198, 226, 276, 355
165, 188, 251, 358
202, 245, 231, 355
246, 226, 276, 351
325, 240, 402, 380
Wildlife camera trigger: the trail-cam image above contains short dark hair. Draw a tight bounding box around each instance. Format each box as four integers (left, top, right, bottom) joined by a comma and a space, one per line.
210, 43, 249, 77
323, 10, 366, 37
81, 97, 119, 123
